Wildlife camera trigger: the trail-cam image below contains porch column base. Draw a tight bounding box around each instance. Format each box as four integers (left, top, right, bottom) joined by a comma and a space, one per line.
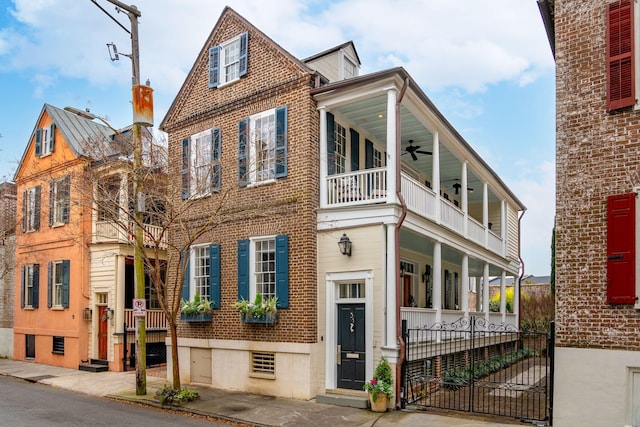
380, 346, 400, 364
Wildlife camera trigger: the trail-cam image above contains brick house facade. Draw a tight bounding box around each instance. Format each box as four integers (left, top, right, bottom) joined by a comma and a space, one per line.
0, 182, 16, 357
162, 6, 525, 404
540, 0, 640, 425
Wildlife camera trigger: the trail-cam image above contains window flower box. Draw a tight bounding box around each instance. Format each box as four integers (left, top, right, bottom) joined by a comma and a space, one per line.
180, 312, 213, 322
240, 312, 278, 324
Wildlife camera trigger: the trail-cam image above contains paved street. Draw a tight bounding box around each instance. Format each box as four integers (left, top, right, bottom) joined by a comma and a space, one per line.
0, 376, 226, 427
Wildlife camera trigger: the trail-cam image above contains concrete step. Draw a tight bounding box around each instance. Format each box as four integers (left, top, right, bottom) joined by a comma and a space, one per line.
316, 393, 369, 409
78, 363, 108, 372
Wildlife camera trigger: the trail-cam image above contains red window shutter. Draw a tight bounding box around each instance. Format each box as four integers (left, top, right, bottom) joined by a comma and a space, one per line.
607, 193, 637, 304
607, 0, 635, 111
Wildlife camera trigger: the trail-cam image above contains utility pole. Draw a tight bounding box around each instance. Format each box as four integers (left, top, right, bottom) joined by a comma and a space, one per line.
92, 0, 148, 395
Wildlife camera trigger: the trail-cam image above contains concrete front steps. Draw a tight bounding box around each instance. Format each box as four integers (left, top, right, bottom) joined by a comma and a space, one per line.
79, 359, 108, 372
316, 390, 370, 409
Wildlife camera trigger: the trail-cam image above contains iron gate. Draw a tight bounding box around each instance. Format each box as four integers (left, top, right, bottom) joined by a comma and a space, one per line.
402, 317, 554, 425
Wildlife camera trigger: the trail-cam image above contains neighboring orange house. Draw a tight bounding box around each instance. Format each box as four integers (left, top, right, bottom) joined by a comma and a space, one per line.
13, 104, 95, 368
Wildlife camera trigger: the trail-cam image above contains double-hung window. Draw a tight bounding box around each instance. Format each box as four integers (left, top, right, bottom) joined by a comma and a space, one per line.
21, 264, 39, 308
238, 106, 288, 186
237, 235, 289, 307
209, 32, 248, 88
48, 260, 70, 309
181, 128, 221, 199
22, 186, 41, 232
49, 176, 70, 226
334, 123, 346, 174
35, 124, 55, 156
181, 244, 220, 308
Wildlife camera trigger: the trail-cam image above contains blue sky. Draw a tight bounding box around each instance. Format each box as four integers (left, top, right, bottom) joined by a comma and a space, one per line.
0, 0, 555, 275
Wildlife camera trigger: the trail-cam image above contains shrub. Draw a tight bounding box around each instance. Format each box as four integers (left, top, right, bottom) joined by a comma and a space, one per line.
520, 292, 555, 332
489, 286, 516, 312
155, 385, 200, 405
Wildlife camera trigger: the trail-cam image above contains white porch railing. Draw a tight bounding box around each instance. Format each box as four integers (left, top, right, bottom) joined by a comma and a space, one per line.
401, 307, 518, 330
324, 169, 505, 257
124, 309, 167, 330
94, 220, 167, 250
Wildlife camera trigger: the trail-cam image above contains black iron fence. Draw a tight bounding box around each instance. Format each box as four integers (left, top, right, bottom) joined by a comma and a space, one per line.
402, 317, 554, 425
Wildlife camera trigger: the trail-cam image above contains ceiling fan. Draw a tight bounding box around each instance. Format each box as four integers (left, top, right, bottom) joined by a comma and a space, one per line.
404, 140, 432, 161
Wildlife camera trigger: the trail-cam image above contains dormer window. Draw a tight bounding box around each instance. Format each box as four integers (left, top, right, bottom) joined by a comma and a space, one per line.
35, 124, 55, 156
209, 32, 248, 88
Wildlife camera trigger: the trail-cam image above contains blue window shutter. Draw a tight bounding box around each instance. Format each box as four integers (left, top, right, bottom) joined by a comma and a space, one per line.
350, 128, 360, 171
49, 182, 54, 227
34, 186, 41, 231
181, 249, 190, 302
21, 190, 26, 233
32, 264, 39, 308
209, 244, 221, 309
208, 46, 220, 88
327, 112, 335, 175
61, 260, 70, 308
365, 139, 374, 169
49, 124, 55, 152
20, 266, 25, 308
275, 106, 288, 178
239, 32, 248, 77
35, 129, 42, 157
181, 138, 190, 199
47, 262, 52, 308
275, 235, 289, 308
237, 239, 250, 301
238, 119, 249, 187
212, 128, 221, 191
62, 176, 70, 223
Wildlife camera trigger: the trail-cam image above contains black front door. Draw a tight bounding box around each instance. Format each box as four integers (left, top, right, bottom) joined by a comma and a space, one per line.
337, 303, 365, 390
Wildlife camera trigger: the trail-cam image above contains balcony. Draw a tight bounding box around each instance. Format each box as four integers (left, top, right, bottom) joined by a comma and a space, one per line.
94, 220, 167, 250
325, 169, 504, 257
124, 308, 167, 330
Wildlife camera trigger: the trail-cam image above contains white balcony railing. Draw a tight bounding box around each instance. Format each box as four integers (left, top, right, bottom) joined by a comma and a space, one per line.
124, 309, 167, 330
401, 307, 518, 330
324, 169, 506, 257
94, 220, 167, 250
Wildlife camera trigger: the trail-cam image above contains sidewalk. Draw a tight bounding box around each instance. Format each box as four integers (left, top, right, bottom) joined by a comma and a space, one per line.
0, 358, 519, 426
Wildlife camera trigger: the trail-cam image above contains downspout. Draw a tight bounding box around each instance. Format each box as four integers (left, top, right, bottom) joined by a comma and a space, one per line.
394, 78, 409, 409
517, 209, 526, 329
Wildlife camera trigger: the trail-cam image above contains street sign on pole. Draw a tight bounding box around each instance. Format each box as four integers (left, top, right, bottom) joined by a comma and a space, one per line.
132, 298, 146, 317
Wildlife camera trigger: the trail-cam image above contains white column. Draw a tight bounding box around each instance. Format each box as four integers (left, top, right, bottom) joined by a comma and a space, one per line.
501, 200, 507, 256
482, 182, 489, 246
432, 132, 440, 224
385, 225, 397, 349
386, 88, 398, 205
115, 254, 125, 332
514, 271, 520, 323
483, 263, 490, 321
500, 270, 507, 323
461, 254, 469, 317
319, 107, 328, 208
433, 241, 442, 324
461, 161, 468, 236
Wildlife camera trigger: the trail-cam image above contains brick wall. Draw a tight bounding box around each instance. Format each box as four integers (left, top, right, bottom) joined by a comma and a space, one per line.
163, 11, 320, 344
556, 0, 640, 350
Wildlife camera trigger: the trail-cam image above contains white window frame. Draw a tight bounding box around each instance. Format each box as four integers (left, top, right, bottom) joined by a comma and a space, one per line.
220, 34, 242, 86
24, 264, 35, 307
190, 129, 213, 198
250, 236, 276, 300
52, 261, 64, 307
25, 187, 37, 232
373, 146, 383, 168
52, 177, 67, 225
248, 109, 276, 185
189, 244, 210, 301
401, 260, 418, 307
334, 123, 346, 174
41, 127, 53, 156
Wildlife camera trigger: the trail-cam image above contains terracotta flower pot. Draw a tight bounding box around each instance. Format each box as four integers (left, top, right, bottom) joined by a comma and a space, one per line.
368, 391, 388, 412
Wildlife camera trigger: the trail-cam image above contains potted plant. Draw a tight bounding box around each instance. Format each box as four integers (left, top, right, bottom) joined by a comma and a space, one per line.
180, 292, 214, 322
233, 293, 278, 324
363, 356, 394, 412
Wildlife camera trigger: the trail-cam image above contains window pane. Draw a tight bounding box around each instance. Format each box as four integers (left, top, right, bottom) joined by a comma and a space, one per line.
255, 239, 276, 299
193, 246, 210, 299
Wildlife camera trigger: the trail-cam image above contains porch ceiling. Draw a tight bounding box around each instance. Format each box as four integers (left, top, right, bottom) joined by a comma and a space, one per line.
330, 95, 492, 204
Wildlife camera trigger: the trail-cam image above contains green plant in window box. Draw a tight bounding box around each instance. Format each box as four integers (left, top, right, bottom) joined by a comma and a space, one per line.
180, 292, 214, 322
233, 293, 278, 323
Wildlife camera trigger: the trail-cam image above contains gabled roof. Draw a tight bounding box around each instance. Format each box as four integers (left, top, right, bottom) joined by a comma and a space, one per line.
160, 6, 316, 131
302, 41, 361, 66
14, 104, 132, 181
